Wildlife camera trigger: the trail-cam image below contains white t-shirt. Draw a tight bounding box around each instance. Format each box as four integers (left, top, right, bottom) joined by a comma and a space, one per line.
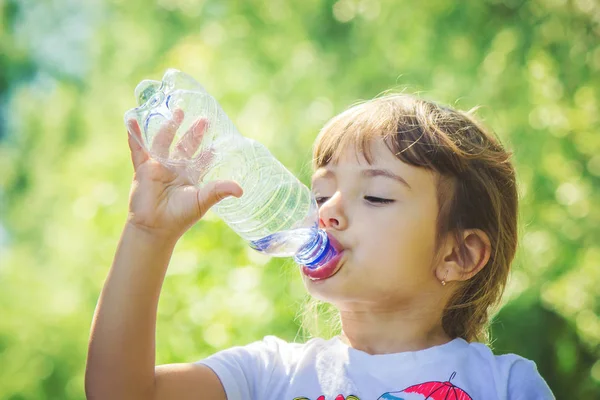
196, 335, 554, 400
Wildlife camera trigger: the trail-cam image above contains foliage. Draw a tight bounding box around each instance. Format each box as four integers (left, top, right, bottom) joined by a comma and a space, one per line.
1, 0, 599, 398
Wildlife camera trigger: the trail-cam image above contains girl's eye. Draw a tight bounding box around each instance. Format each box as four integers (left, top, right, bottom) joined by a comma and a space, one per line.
364, 196, 394, 204
315, 197, 329, 205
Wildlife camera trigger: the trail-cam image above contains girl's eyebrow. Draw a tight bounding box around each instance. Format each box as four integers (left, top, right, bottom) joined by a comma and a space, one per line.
311, 168, 412, 190
311, 169, 330, 182
363, 168, 412, 190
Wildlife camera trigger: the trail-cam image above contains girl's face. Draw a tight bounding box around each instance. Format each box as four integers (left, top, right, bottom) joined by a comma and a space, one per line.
305, 139, 444, 310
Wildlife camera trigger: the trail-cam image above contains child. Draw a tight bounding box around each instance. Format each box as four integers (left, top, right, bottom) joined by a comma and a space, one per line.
85, 94, 555, 400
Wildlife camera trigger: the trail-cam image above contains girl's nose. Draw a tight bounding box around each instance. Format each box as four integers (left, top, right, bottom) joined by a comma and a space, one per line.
318, 194, 347, 230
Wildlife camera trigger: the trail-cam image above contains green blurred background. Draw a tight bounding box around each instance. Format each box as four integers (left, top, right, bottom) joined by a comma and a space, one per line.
1, 0, 599, 398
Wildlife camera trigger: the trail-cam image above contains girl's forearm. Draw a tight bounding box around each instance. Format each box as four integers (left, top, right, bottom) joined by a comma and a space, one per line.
85, 223, 178, 400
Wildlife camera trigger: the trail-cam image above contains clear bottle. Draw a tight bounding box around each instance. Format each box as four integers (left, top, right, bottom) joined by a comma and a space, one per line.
123, 69, 337, 269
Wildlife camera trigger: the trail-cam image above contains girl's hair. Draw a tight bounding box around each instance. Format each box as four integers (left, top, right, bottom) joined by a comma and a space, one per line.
302, 93, 518, 344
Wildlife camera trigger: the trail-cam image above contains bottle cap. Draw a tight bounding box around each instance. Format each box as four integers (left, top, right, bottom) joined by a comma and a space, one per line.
294, 229, 339, 269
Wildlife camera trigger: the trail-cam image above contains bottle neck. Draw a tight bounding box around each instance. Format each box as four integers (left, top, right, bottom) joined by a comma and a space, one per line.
294, 229, 338, 269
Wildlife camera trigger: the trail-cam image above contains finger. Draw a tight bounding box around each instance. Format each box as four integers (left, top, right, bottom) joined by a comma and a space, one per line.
188, 148, 215, 183
151, 108, 184, 159
192, 147, 215, 168
126, 119, 149, 170
197, 180, 243, 217
173, 118, 208, 159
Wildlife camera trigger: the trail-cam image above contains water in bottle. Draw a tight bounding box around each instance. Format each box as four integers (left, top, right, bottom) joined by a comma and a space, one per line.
123, 69, 339, 271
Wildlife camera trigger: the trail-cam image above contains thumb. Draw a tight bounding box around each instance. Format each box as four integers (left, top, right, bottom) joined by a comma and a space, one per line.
197, 180, 243, 217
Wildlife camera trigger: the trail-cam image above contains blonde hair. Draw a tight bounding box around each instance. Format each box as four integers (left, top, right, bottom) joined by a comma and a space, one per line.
301, 94, 518, 344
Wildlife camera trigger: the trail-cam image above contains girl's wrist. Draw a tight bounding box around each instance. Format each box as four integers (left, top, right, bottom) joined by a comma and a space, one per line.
123, 220, 181, 249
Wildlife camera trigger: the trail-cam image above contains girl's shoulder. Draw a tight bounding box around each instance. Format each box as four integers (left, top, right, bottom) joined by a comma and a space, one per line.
465, 340, 538, 369
198, 336, 554, 399
464, 340, 554, 398
227, 334, 545, 378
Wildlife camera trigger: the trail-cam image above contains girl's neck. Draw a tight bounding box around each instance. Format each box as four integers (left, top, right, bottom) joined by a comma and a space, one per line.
337, 306, 452, 355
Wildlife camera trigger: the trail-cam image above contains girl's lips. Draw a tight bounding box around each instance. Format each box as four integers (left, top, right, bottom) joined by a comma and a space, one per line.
301, 233, 345, 281
301, 250, 344, 281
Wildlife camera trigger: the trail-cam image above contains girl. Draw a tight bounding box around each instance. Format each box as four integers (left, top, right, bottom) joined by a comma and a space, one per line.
85, 94, 555, 400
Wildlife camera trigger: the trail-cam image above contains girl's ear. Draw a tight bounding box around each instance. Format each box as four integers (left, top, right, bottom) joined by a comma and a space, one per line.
437, 229, 491, 284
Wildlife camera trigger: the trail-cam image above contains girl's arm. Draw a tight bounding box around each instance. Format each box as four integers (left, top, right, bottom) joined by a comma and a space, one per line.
86, 223, 176, 399
85, 112, 242, 400
85, 224, 226, 400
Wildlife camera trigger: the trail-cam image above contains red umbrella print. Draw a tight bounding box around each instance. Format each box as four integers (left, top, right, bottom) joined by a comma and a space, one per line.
377, 372, 473, 400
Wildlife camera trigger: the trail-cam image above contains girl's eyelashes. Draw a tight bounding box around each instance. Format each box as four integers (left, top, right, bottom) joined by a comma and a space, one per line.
315, 197, 329, 205
314, 196, 395, 205
364, 196, 395, 204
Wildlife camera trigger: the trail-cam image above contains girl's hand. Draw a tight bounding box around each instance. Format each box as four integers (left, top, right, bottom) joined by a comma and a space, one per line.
125, 109, 243, 241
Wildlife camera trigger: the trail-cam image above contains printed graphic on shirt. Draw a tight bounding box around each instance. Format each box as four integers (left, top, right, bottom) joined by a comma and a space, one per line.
294, 396, 360, 400
293, 372, 472, 400
378, 372, 472, 400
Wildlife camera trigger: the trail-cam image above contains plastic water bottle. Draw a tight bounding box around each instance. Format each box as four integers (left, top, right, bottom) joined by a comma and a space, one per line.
123, 69, 338, 269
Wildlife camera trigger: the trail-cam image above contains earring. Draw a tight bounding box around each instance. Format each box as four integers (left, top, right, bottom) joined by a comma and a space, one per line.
441, 270, 448, 286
